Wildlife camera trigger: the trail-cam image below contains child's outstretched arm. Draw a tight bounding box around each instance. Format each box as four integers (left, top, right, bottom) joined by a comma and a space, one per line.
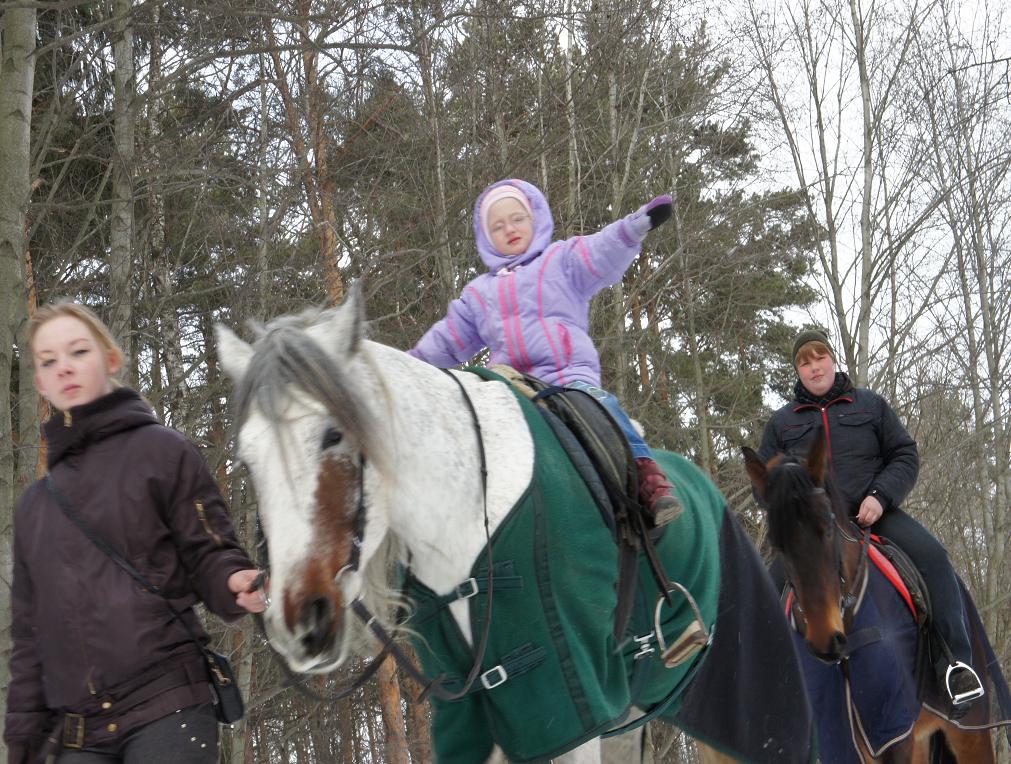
562, 195, 673, 297
408, 289, 486, 368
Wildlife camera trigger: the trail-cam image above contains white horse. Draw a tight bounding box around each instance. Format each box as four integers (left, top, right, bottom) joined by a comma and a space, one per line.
216, 290, 812, 763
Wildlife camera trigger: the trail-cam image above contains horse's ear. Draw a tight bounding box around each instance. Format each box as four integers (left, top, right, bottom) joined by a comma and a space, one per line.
742, 447, 767, 502
332, 281, 366, 356
807, 426, 828, 486
215, 323, 253, 381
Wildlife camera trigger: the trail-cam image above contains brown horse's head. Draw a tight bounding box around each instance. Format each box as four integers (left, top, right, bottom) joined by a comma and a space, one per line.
744, 428, 858, 662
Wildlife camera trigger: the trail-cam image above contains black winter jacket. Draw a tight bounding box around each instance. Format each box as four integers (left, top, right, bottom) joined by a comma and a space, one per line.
757, 380, 919, 515
4, 388, 253, 761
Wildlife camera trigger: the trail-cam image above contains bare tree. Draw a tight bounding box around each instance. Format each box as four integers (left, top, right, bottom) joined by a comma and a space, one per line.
109, 0, 137, 347
0, 1, 37, 747
912, 0, 1011, 662
743, 0, 949, 385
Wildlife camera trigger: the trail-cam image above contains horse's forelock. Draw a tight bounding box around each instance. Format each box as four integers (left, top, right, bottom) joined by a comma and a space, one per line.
765, 460, 818, 553
766, 459, 847, 556
233, 311, 387, 472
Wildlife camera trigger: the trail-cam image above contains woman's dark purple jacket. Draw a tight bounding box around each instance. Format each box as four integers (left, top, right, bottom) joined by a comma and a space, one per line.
4, 388, 253, 759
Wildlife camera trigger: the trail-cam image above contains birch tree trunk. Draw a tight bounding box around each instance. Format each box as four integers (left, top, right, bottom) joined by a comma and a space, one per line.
258, 54, 272, 319
18, 248, 46, 487
563, 0, 579, 231
109, 0, 136, 348
0, 2, 37, 742
848, 0, 874, 384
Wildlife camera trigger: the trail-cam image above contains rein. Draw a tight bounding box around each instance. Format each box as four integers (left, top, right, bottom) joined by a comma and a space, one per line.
250, 368, 497, 704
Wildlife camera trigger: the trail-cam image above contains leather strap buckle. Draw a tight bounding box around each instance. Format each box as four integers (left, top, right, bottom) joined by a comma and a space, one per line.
480, 665, 508, 690
63, 713, 85, 748
456, 578, 479, 600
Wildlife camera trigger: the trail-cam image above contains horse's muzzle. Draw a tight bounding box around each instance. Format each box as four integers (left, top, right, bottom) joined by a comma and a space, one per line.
808, 632, 847, 664
298, 595, 339, 657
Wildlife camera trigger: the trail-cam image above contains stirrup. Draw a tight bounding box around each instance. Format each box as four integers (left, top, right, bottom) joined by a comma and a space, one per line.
946, 661, 985, 705
654, 582, 711, 668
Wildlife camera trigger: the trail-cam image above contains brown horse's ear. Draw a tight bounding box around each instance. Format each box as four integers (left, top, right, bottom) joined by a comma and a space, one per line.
742, 447, 768, 502
807, 426, 828, 486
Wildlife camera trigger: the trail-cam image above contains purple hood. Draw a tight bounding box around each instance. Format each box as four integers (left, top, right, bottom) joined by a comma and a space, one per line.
474, 179, 555, 274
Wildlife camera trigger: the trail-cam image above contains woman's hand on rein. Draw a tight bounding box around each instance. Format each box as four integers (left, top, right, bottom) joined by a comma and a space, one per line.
856, 495, 884, 527
229, 569, 268, 614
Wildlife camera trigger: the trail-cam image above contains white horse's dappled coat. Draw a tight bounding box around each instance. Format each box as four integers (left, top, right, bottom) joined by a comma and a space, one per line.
215, 294, 649, 762
217, 297, 533, 671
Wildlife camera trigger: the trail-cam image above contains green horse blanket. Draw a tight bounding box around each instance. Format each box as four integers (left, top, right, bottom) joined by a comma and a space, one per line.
407, 375, 722, 763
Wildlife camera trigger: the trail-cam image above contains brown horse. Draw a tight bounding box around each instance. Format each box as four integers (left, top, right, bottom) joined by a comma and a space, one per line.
743, 429, 996, 763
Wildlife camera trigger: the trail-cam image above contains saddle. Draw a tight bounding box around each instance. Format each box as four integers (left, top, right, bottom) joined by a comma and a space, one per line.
488, 365, 636, 537
867, 534, 930, 624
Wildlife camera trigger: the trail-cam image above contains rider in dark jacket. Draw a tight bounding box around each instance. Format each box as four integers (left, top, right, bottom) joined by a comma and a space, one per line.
757, 329, 984, 712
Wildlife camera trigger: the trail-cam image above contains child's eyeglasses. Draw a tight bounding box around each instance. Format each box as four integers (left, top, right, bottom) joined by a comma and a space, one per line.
490, 214, 531, 234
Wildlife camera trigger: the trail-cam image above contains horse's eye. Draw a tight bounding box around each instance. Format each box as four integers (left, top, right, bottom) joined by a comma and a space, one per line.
322, 428, 343, 450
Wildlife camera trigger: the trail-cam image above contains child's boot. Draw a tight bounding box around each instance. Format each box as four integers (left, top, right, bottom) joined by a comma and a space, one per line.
635, 457, 683, 526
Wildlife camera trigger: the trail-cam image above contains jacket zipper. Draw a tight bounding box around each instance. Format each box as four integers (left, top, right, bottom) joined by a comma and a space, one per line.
64, 410, 72, 426
793, 396, 853, 470
195, 501, 222, 547
820, 407, 832, 462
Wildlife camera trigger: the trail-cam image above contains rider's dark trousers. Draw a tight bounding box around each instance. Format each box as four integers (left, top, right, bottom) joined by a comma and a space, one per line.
767, 507, 972, 667
873, 508, 971, 666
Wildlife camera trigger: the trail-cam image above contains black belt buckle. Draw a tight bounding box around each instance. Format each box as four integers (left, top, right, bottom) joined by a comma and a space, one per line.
63, 713, 85, 748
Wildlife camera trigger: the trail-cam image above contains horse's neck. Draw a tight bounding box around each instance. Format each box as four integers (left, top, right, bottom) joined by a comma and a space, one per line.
364, 345, 534, 596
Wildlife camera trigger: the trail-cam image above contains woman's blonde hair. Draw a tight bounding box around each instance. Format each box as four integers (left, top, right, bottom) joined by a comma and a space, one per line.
29, 301, 125, 382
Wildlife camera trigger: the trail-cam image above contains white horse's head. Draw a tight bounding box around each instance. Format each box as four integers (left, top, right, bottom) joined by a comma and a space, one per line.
216, 289, 395, 672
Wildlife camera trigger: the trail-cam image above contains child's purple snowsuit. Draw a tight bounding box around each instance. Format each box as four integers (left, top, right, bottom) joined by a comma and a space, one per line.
409, 179, 655, 386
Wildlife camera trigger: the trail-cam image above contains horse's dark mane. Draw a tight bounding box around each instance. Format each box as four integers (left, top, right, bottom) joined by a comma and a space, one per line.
765, 458, 846, 553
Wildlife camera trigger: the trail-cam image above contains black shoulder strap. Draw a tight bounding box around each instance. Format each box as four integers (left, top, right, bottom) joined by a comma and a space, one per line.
44, 473, 208, 653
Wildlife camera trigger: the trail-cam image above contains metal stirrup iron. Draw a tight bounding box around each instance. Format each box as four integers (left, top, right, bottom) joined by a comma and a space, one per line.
946, 661, 985, 705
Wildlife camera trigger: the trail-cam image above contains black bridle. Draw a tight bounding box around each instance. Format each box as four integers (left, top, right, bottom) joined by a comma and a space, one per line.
776, 463, 871, 664
249, 369, 497, 705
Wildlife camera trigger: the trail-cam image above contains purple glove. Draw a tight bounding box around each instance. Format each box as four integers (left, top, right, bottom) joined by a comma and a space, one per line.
644, 194, 673, 229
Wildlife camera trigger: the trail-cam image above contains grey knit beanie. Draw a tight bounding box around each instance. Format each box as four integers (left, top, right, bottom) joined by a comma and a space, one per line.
792, 329, 835, 365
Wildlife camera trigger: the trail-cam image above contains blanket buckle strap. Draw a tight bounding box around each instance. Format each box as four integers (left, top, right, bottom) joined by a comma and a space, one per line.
480, 665, 508, 690
456, 578, 479, 599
